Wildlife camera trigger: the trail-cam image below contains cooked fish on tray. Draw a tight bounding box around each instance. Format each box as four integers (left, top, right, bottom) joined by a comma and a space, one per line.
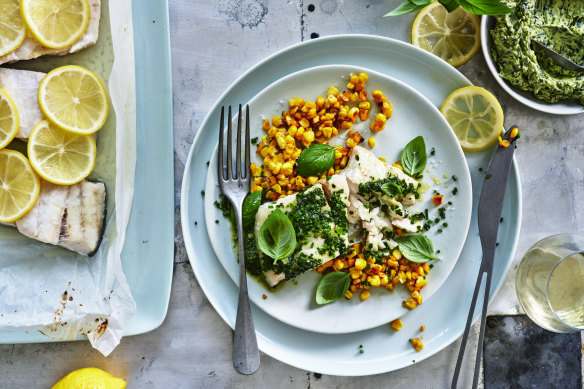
0, 67, 44, 139
0, 0, 101, 66
3, 180, 107, 256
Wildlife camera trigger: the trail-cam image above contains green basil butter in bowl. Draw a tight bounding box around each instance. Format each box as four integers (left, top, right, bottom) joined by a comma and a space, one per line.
481, 0, 584, 115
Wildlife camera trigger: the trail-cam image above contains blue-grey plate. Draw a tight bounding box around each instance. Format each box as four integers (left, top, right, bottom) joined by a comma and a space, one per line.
181, 34, 521, 375
0, 0, 174, 343
204, 64, 473, 334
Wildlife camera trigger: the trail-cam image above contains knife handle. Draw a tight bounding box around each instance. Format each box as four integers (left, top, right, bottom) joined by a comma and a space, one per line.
451, 268, 492, 389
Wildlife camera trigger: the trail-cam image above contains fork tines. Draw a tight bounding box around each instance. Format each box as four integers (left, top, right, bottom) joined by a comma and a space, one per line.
218, 104, 251, 184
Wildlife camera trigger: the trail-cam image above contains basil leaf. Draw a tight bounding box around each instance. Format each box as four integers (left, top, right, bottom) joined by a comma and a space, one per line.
315, 271, 352, 305
258, 208, 296, 263
384, 0, 429, 16
380, 182, 402, 197
396, 235, 438, 263
242, 191, 262, 229
400, 136, 427, 176
297, 143, 337, 177
456, 0, 512, 15
438, 0, 460, 12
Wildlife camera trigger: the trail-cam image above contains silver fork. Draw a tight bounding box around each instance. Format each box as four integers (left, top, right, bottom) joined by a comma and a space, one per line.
218, 104, 260, 375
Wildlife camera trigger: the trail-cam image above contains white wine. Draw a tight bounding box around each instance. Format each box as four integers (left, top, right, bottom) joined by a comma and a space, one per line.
515, 234, 584, 333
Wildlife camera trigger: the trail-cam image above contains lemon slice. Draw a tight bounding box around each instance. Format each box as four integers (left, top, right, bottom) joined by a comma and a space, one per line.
0, 89, 19, 150
20, 0, 89, 49
28, 120, 96, 185
0, 149, 40, 222
0, 0, 26, 56
38, 65, 109, 135
411, 2, 481, 67
441, 86, 504, 151
52, 367, 126, 389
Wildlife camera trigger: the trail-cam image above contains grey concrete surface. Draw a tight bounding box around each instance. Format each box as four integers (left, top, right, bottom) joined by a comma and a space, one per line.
1, 0, 583, 387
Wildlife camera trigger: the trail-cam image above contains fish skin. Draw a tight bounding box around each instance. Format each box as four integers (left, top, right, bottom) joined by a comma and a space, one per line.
15, 179, 106, 256
0, 0, 101, 65
0, 67, 45, 140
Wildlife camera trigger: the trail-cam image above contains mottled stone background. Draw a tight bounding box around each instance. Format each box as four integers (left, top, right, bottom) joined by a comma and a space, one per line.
2, 0, 583, 387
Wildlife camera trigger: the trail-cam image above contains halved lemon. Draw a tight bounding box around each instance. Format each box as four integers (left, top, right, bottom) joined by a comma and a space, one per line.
20, 0, 89, 49
52, 367, 126, 389
27, 120, 96, 185
411, 2, 481, 67
0, 0, 26, 56
38, 65, 109, 135
441, 86, 504, 151
0, 88, 19, 150
0, 149, 40, 222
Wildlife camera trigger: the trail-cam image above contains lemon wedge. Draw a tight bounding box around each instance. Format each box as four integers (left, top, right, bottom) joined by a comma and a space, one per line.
411, 2, 481, 67
20, 0, 89, 49
0, 149, 40, 222
52, 367, 126, 389
441, 86, 504, 151
0, 0, 26, 56
38, 65, 109, 135
28, 120, 96, 185
0, 88, 19, 150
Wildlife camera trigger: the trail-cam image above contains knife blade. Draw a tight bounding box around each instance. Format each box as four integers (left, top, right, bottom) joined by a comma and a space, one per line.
478, 126, 518, 267
452, 125, 519, 389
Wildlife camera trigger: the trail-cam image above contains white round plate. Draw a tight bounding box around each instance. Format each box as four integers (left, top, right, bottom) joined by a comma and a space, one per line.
481, 15, 583, 115
181, 34, 521, 376
204, 65, 472, 334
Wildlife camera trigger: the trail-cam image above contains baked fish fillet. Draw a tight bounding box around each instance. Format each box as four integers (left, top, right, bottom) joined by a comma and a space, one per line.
12, 179, 107, 256
0, 67, 44, 139
0, 0, 101, 65
255, 184, 350, 288
338, 146, 423, 249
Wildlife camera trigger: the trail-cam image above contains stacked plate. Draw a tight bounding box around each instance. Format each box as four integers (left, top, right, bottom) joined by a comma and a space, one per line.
181, 35, 522, 376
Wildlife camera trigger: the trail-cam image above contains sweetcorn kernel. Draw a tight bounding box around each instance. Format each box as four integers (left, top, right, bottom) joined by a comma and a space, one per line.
360, 290, 370, 301
390, 319, 403, 331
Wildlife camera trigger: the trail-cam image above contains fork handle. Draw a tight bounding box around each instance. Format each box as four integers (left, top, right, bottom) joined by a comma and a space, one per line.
232, 207, 260, 375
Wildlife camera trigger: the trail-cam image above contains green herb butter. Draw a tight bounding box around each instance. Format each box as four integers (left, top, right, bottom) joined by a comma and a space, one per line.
490, 0, 584, 104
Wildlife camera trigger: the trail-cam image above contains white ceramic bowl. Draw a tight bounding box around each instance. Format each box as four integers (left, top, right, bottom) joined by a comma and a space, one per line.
480, 15, 583, 115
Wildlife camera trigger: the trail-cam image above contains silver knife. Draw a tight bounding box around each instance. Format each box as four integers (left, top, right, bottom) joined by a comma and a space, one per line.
452, 125, 519, 389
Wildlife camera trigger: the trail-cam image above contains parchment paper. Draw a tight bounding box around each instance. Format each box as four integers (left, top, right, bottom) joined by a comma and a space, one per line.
0, 0, 136, 357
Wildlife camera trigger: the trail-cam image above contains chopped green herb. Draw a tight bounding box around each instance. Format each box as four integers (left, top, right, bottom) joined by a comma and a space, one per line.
500, 217, 504, 223
452, 175, 457, 181
452, 187, 458, 195
486, 174, 492, 179
201, 190, 205, 196
251, 137, 258, 144
206, 161, 210, 166
430, 147, 435, 156
215, 220, 219, 224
